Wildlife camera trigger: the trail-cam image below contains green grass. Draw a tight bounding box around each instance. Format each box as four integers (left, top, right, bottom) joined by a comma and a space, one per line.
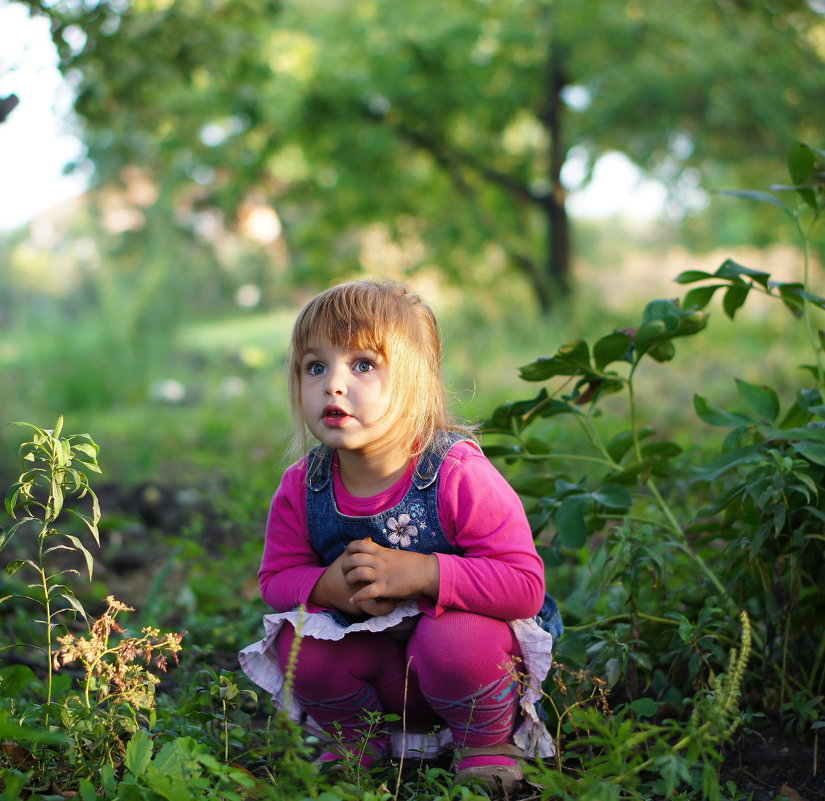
1, 275, 817, 489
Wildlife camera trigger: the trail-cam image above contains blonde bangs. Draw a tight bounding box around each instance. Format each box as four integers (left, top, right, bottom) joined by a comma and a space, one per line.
291, 287, 391, 359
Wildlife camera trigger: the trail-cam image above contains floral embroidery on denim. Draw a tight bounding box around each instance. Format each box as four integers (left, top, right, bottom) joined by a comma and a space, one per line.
386, 513, 418, 548
408, 499, 426, 525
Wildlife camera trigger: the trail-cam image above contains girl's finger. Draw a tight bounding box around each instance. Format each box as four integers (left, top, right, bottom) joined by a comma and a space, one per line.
345, 537, 375, 554
344, 566, 376, 586
348, 586, 374, 604
341, 553, 377, 574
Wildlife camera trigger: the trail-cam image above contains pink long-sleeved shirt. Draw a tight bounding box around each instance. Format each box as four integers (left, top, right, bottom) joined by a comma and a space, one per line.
258, 440, 546, 620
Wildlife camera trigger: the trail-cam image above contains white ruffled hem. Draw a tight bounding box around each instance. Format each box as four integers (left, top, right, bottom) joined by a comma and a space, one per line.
238, 605, 556, 759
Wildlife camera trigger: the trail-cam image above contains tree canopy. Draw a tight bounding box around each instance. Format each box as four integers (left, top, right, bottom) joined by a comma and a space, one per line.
10, 0, 825, 310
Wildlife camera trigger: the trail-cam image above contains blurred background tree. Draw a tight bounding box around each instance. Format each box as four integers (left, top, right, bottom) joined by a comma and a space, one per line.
0, 0, 823, 485
7, 0, 824, 312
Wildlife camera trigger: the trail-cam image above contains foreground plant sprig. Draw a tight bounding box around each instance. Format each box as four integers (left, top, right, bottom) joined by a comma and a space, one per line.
56, 595, 184, 712
1, 416, 102, 708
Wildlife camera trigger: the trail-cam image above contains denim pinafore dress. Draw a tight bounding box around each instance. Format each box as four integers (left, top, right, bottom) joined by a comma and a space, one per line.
305, 432, 563, 638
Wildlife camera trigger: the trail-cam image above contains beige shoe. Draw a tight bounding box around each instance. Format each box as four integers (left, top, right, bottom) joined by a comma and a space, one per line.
453, 743, 525, 796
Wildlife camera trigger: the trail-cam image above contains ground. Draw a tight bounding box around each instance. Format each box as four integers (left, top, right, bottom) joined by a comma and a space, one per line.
720, 723, 823, 801
3, 479, 821, 800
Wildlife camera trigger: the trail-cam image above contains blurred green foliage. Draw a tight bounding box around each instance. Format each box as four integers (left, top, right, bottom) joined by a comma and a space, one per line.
6, 0, 824, 309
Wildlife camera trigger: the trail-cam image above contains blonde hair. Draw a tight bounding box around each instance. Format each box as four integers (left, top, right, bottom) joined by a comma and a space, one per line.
287, 280, 473, 457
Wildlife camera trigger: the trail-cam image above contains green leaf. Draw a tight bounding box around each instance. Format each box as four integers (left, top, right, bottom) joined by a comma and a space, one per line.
0, 666, 38, 697
675, 270, 714, 285
63, 534, 95, 581
797, 387, 825, 414
683, 284, 722, 310
776, 282, 806, 317
509, 473, 553, 498
787, 142, 818, 211
57, 438, 72, 468
144, 764, 192, 801
735, 378, 780, 422
523, 437, 552, 455
715, 258, 771, 288
791, 441, 825, 467
646, 340, 676, 363
554, 496, 589, 549
606, 458, 658, 485
0, 518, 36, 552
4, 482, 25, 518
482, 444, 523, 457
482, 388, 576, 434
60, 592, 88, 621
590, 483, 632, 510
715, 189, 794, 219
0, 718, 66, 744
692, 445, 761, 481
125, 729, 154, 776
519, 339, 592, 381
78, 779, 99, 801
593, 332, 632, 369
634, 320, 668, 351
606, 431, 633, 464
73, 442, 99, 460
6, 560, 25, 576
697, 483, 746, 517
152, 738, 194, 776
606, 427, 655, 463
49, 480, 64, 521
693, 395, 753, 427
66, 509, 100, 542
780, 400, 810, 429
629, 697, 659, 717
640, 441, 683, 459
642, 299, 682, 330
722, 283, 749, 319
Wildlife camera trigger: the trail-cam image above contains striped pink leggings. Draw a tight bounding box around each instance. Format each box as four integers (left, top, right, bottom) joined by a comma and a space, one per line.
276, 609, 522, 751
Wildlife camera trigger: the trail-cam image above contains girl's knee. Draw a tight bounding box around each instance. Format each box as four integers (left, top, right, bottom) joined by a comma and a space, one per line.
275, 627, 341, 689
409, 611, 519, 674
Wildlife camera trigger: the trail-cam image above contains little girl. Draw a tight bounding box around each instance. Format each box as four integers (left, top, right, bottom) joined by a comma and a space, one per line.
240, 280, 561, 791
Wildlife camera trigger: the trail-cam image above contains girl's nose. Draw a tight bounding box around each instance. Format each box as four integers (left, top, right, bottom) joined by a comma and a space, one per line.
324, 365, 347, 395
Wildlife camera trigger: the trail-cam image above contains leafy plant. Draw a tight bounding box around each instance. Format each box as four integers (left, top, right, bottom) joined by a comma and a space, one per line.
528, 612, 752, 801
478, 143, 823, 800
485, 142, 823, 691
1, 417, 101, 709
98, 728, 257, 801
54, 596, 184, 773
673, 144, 825, 705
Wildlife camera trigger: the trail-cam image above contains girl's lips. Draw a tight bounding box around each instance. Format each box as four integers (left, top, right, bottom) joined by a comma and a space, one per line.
322, 407, 352, 426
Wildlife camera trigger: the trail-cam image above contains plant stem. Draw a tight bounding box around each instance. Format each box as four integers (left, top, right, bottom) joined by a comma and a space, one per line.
519, 451, 613, 467
565, 611, 679, 630
37, 524, 53, 715
629, 360, 733, 607
797, 215, 825, 392
223, 698, 229, 763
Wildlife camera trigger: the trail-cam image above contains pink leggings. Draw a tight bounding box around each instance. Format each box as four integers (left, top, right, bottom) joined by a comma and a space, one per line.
276, 610, 522, 751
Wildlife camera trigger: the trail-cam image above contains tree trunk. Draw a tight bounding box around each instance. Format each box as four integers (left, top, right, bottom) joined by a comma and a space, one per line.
542, 46, 571, 304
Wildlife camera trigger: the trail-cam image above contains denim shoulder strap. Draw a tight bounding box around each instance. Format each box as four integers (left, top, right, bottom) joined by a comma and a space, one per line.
412, 431, 471, 489
306, 445, 333, 493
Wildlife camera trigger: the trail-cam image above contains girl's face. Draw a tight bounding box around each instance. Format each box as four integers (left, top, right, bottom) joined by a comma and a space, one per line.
299, 341, 401, 458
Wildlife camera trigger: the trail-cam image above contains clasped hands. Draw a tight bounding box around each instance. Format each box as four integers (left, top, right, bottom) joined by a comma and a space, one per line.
310, 537, 440, 618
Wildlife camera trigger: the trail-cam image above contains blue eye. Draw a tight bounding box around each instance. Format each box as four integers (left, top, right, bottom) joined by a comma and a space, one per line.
307, 362, 325, 375
355, 359, 374, 373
